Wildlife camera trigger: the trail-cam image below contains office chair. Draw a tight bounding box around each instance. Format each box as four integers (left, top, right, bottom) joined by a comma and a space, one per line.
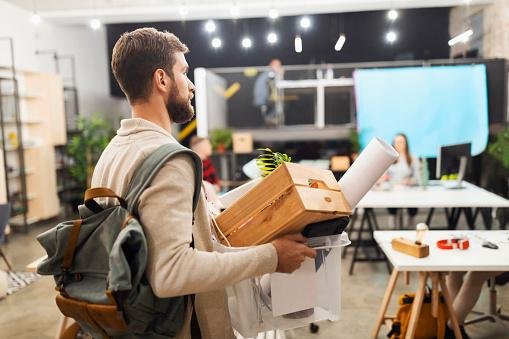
0, 203, 12, 271
465, 276, 509, 325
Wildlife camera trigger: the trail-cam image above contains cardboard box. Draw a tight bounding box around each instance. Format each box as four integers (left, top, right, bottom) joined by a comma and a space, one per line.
232, 132, 253, 154
215, 162, 351, 247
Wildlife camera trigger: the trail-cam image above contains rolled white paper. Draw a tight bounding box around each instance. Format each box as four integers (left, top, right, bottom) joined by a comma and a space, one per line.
338, 137, 398, 208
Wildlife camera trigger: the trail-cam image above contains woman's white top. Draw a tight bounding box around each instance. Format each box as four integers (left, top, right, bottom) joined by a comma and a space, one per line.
387, 155, 421, 185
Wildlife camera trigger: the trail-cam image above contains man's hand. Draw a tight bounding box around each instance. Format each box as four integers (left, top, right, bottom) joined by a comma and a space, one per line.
271, 233, 316, 274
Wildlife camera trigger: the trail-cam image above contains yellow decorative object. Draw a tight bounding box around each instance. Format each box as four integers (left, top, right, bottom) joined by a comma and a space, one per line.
8, 132, 18, 148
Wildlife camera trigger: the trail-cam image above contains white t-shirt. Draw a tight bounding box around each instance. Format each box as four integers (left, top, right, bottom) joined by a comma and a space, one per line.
387, 155, 421, 185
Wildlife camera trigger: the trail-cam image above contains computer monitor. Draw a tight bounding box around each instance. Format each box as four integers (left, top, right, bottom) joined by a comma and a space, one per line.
436, 142, 471, 182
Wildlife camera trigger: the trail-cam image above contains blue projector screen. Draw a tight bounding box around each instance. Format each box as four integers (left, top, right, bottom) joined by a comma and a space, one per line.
354, 65, 489, 158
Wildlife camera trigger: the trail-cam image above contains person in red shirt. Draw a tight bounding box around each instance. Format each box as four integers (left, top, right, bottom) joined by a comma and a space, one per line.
190, 136, 221, 192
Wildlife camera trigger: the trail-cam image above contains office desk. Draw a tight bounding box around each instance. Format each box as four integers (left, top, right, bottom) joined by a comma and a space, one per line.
346, 182, 509, 274
372, 230, 509, 339
358, 181, 509, 229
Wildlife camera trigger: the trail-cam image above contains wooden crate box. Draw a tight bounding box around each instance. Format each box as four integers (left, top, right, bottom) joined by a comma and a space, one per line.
215, 162, 351, 247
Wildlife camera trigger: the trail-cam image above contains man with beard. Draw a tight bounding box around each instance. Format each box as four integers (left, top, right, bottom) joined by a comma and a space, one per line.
91, 28, 316, 339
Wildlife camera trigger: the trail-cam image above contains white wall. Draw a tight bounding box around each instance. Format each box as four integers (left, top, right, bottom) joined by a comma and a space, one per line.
0, 0, 128, 125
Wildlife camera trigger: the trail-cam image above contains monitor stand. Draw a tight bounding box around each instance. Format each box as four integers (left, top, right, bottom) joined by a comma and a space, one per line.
443, 156, 468, 189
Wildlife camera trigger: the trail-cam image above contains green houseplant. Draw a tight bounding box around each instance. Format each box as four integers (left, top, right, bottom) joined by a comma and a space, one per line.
256, 148, 292, 177
488, 125, 509, 170
210, 128, 233, 153
68, 115, 115, 188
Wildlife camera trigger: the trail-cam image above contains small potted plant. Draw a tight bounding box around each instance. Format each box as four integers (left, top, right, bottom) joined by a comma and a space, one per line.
256, 148, 292, 177
210, 128, 233, 153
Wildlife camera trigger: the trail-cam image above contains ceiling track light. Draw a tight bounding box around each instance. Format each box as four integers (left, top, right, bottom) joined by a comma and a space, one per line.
385, 31, 397, 43
300, 16, 311, 30
179, 4, 189, 19
267, 32, 278, 45
241, 37, 252, 49
387, 9, 398, 21
205, 20, 216, 33
295, 35, 302, 53
90, 18, 101, 30
448, 29, 473, 46
334, 34, 346, 51
268, 7, 279, 20
230, 3, 240, 19
31, 12, 41, 25
211, 37, 222, 49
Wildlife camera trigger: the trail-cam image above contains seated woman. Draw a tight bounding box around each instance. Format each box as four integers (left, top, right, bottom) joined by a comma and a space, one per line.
445, 271, 504, 339
382, 133, 421, 228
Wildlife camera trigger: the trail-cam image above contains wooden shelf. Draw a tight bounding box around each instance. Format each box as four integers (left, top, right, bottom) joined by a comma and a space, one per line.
2, 119, 44, 125
7, 168, 34, 178
9, 214, 39, 225
5, 144, 39, 152
0, 93, 41, 99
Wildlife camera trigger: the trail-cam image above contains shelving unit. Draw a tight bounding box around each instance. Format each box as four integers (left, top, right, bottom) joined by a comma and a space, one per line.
0, 38, 66, 231
36, 51, 81, 217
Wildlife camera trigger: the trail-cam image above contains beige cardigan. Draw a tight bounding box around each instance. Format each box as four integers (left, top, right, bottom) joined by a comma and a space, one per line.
91, 118, 277, 338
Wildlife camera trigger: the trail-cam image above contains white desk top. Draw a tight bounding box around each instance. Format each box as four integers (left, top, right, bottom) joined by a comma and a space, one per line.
357, 181, 509, 209
373, 230, 509, 272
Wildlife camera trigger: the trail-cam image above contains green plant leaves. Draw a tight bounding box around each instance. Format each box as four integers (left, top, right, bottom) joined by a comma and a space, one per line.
256, 147, 292, 177
67, 115, 115, 188
488, 125, 509, 169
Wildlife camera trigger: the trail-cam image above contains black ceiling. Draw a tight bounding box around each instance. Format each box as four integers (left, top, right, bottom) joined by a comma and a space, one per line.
107, 7, 451, 97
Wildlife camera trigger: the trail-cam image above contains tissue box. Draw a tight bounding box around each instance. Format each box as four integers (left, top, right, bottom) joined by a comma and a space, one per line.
215, 162, 351, 247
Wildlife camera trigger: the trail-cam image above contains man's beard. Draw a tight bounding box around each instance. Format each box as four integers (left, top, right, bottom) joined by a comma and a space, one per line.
166, 84, 195, 124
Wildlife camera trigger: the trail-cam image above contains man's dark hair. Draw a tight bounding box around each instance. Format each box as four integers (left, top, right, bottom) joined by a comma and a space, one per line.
111, 27, 188, 103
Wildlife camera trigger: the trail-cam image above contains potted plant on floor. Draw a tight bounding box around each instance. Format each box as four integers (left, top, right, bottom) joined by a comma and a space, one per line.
68, 115, 115, 190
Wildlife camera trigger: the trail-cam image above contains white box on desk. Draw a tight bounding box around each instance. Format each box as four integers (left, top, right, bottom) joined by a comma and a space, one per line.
225, 234, 349, 338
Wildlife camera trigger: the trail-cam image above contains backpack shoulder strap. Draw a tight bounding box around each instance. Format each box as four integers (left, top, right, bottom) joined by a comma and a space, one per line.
125, 143, 203, 216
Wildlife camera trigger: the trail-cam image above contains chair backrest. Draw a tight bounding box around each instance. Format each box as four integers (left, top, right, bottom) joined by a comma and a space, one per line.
0, 203, 11, 244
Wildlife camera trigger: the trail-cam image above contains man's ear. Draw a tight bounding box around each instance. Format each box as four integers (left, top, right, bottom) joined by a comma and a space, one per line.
153, 69, 169, 93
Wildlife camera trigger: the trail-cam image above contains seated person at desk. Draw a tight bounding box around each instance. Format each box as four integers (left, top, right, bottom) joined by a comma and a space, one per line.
380, 133, 420, 228
445, 271, 504, 339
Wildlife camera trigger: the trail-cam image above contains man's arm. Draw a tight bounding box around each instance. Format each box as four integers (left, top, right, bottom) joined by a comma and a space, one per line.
138, 154, 278, 298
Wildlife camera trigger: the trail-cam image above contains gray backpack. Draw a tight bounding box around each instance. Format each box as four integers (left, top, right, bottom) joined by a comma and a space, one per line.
36, 143, 202, 338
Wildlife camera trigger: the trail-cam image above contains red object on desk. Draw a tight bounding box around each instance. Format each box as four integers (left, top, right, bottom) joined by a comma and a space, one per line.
436, 238, 470, 250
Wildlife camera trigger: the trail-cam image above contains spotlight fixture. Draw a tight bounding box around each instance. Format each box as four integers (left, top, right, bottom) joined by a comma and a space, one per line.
31, 12, 41, 25
241, 37, 252, 49
204, 20, 216, 33
385, 31, 397, 43
267, 32, 278, 45
334, 34, 346, 51
90, 18, 101, 30
448, 29, 473, 46
295, 35, 302, 53
268, 7, 279, 20
230, 4, 240, 19
300, 16, 311, 30
179, 4, 189, 19
211, 37, 222, 49
387, 10, 398, 21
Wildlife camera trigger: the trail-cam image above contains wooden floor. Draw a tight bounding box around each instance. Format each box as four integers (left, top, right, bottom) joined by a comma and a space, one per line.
0, 210, 508, 339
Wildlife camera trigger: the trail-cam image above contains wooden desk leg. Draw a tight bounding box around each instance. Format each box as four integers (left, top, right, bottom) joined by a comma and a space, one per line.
431, 273, 439, 318
438, 273, 462, 339
372, 269, 400, 339
404, 271, 410, 285
405, 272, 428, 339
